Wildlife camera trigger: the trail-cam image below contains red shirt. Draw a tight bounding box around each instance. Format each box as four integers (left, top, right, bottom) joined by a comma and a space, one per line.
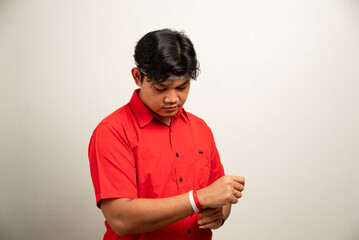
88, 89, 225, 240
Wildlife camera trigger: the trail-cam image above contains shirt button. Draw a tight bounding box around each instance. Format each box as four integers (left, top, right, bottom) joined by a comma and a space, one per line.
179, 178, 183, 182
187, 229, 191, 234
176, 153, 179, 157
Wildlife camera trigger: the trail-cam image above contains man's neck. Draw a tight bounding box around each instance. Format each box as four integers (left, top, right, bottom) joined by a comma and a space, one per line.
158, 115, 171, 126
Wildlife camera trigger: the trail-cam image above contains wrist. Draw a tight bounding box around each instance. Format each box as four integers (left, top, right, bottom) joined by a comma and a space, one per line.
192, 190, 202, 211
196, 188, 208, 209
188, 190, 199, 212
221, 215, 226, 226
188, 190, 203, 212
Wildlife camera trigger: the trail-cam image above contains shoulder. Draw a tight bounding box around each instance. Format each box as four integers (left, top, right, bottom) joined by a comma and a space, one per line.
186, 111, 208, 126
98, 103, 134, 129
185, 111, 214, 136
89, 103, 139, 152
91, 103, 136, 140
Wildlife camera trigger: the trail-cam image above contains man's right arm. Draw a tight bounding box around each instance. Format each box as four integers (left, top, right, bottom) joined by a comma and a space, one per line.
100, 175, 245, 236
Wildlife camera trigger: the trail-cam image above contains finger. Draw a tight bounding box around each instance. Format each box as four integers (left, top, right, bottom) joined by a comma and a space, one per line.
232, 182, 245, 192
233, 190, 243, 199
231, 175, 245, 185
198, 218, 222, 230
229, 194, 239, 204
198, 211, 222, 225
198, 207, 221, 218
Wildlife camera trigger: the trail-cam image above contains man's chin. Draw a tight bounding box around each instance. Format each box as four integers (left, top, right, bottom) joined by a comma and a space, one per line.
157, 111, 178, 119
161, 107, 179, 115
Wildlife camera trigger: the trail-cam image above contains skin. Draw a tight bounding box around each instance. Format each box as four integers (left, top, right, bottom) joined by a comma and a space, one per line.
99, 68, 245, 236
132, 67, 190, 125
101, 176, 244, 236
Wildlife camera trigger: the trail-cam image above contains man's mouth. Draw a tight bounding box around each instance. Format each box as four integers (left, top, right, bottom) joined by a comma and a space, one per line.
163, 106, 178, 111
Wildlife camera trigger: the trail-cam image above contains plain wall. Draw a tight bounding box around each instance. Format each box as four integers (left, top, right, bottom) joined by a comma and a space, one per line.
1, 0, 359, 239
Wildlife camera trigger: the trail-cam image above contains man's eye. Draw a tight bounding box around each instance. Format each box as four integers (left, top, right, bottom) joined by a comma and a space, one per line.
154, 87, 166, 92
177, 87, 187, 91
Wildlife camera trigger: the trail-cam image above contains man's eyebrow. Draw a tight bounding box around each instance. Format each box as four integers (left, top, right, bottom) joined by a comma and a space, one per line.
156, 79, 190, 87
178, 79, 190, 86
156, 83, 168, 87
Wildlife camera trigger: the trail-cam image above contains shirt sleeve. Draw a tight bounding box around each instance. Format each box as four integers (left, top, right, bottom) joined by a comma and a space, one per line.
208, 129, 225, 185
88, 123, 137, 208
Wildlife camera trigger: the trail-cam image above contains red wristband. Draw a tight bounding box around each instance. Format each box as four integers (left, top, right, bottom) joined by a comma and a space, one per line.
193, 190, 202, 211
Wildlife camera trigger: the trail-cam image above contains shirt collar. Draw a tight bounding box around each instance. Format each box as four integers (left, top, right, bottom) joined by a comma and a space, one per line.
129, 89, 189, 128
177, 107, 190, 124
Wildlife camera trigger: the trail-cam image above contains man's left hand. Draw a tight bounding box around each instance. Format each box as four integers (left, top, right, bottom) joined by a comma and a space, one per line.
197, 207, 223, 229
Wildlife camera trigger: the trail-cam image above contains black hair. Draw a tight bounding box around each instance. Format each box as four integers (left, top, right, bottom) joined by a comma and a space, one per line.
134, 29, 200, 83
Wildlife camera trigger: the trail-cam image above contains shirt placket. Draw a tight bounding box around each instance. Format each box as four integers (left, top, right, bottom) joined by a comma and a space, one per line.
168, 118, 183, 193
169, 117, 197, 239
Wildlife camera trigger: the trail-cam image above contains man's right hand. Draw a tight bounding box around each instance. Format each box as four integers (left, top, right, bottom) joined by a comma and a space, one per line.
197, 175, 245, 209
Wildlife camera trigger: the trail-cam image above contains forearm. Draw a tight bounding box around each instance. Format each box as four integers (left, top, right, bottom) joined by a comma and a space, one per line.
101, 193, 194, 236
223, 204, 231, 219
101, 175, 244, 236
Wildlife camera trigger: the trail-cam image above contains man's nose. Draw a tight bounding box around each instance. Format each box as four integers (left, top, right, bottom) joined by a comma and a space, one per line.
164, 90, 178, 103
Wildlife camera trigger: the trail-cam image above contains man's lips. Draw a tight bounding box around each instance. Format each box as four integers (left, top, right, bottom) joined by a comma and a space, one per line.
163, 106, 179, 111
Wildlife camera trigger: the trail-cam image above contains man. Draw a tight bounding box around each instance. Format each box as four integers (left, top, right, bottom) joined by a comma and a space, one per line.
88, 29, 245, 239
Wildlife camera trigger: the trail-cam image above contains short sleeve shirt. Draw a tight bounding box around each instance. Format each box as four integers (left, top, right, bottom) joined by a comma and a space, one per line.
88, 89, 225, 240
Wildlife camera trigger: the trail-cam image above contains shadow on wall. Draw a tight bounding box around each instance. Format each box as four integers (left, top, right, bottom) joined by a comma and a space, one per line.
0, 0, 15, 29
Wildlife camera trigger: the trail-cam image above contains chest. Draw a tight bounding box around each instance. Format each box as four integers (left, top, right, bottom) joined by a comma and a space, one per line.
131, 121, 212, 198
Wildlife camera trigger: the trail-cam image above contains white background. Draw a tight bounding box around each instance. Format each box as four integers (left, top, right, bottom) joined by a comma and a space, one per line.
1, 0, 359, 239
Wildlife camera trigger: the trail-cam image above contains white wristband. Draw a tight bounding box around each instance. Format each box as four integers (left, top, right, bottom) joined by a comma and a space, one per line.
189, 190, 199, 212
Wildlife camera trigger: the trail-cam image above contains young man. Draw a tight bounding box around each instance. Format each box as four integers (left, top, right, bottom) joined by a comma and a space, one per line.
88, 29, 245, 239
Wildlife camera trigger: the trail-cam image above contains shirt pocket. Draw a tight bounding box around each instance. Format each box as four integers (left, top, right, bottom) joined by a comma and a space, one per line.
192, 148, 211, 188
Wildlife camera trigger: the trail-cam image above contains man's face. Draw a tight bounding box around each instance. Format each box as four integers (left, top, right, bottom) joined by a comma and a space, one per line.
137, 75, 191, 124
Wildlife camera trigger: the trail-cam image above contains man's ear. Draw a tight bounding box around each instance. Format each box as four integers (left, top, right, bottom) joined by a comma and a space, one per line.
131, 67, 142, 87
